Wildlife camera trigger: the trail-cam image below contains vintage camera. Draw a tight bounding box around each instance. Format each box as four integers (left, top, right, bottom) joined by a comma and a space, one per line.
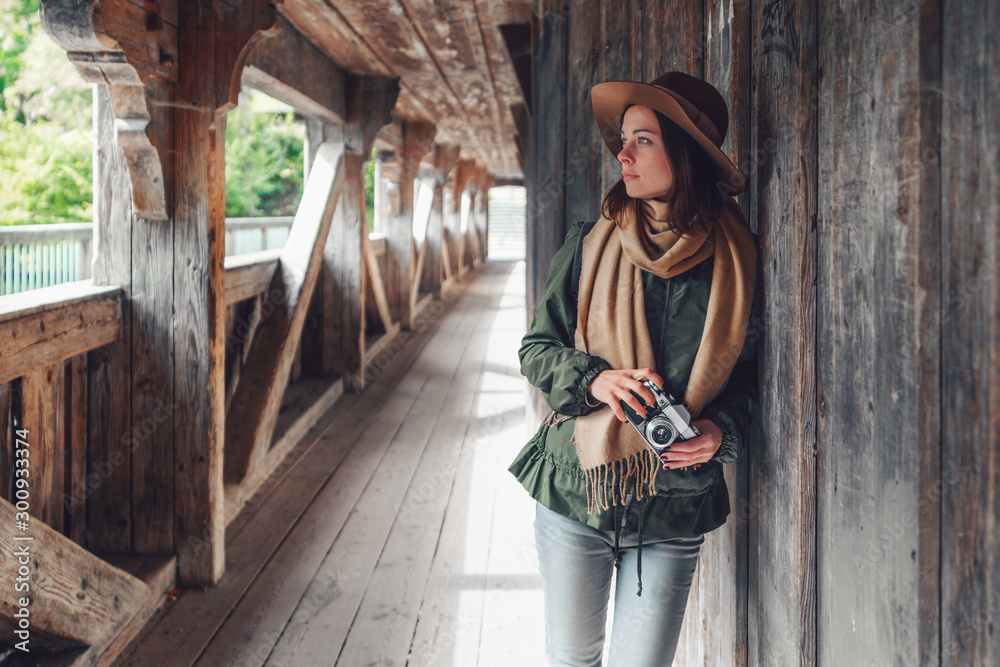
620, 379, 700, 457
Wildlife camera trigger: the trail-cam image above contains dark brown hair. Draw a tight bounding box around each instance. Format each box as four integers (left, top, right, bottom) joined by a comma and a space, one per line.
601, 105, 726, 236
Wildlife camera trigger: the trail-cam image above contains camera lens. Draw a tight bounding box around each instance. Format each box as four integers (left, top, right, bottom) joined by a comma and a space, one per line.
648, 418, 678, 446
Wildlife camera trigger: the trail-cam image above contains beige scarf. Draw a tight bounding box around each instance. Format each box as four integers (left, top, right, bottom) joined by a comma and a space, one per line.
573, 197, 756, 513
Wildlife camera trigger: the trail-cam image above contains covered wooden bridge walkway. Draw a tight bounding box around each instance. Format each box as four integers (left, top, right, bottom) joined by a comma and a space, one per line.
3, 0, 999, 665
115, 261, 543, 666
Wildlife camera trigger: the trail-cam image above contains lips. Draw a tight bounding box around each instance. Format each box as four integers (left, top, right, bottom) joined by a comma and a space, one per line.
622, 172, 638, 182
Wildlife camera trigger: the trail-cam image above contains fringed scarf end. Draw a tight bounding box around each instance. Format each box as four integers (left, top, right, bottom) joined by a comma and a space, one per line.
581, 450, 660, 515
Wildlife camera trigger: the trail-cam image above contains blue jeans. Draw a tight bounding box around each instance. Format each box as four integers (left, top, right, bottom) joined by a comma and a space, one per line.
533, 501, 703, 667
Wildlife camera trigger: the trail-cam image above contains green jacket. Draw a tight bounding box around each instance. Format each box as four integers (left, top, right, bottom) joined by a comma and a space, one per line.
508, 221, 758, 538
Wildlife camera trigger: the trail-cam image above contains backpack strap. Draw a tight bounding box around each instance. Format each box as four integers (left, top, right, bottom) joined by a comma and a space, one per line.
569, 219, 599, 305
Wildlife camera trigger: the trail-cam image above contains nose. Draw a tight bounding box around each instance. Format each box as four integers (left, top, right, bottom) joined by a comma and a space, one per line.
618, 143, 634, 164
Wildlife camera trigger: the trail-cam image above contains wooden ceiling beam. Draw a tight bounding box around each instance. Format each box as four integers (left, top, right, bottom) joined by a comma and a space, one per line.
242, 14, 347, 124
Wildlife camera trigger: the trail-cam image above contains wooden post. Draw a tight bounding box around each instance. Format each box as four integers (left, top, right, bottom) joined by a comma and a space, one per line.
475, 176, 495, 262
170, 0, 278, 586
697, 0, 753, 663
751, 0, 818, 664
422, 144, 458, 296
387, 121, 435, 329
451, 158, 475, 276
319, 74, 399, 391
941, 1, 999, 662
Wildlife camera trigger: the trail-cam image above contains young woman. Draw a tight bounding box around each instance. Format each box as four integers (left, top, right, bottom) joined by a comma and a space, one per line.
509, 71, 758, 666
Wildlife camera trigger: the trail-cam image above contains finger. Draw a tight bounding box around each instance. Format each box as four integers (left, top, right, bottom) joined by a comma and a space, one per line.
621, 377, 657, 413
637, 369, 665, 390
610, 403, 628, 423
619, 394, 649, 419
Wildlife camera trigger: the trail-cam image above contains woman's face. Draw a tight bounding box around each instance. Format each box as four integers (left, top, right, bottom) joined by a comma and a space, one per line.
618, 105, 674, 201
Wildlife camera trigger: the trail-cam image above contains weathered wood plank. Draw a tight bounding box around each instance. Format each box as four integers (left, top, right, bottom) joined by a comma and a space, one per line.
171, 279, 476, 667
412, 235, 427, 310
525, 0, 567, 325
256, 276, 481, 667
20, 365, 63, 533
362, 225, 395, 334
0, 282, 122, 386
940, 0, 999, 663
131, 74, 176, 556
751, 0, 817, 665
223, 249, 281, 306
163, 0, 280, 584
423, 176, 445, 296
88, 82, 134, 555
697, 0, 754, 663
0, 497, 147, 647
241, 14, 347, 125
404, 0, 512, 166
337, 273, 501, 665
817, 0, 941, 664
0, 382, 10, 502
68, 355, 87, 547
69, 554, 176, 667
564, 0, 603, 227
598, 0, 633, 196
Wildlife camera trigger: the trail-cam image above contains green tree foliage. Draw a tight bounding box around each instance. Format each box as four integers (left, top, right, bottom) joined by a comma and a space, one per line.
364, 147, 375, 232
224, 90, 305, 218
1, 0, 93, 225
0, 0, 40, 118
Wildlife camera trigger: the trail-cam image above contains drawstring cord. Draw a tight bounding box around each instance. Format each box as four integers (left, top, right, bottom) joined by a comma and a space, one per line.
636, 507, 644, 597
613, 503, 622, 570
612, 485, 644, 596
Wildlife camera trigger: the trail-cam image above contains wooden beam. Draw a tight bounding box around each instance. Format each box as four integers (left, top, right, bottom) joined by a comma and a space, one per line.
225, 142, 345, 486
172, 0, 278, 587
939, 0, 996, 663
88, 82, 137, 555
224, 249, 282, 306
0, 282, 122, 385
411, 237, 427, 314
387, 120, 435, 329
68, 355, 88, 546
242, 14, 347, 125
0, 497, 148, 648
21, 364, 66, 535
363, 230, 395, 335
751, 0, 817, 664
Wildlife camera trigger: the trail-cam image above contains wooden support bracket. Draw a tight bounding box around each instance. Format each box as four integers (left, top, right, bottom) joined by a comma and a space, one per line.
0, 497, 148, 649
225, 142, 345, 486
39, 0, 176, 220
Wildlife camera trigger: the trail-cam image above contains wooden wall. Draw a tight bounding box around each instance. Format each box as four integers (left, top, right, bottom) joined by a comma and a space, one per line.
523, 0, 999, 663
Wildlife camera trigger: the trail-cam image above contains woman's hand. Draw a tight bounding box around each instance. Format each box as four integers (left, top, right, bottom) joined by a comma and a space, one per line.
660, 419, 724, 469
586, 368, 666, 423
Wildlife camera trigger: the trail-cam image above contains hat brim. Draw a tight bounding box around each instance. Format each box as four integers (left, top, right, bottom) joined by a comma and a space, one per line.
591, 81, 745, 195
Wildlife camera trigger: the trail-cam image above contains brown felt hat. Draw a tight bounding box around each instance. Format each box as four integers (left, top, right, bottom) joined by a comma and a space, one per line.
591, 71, 745, 195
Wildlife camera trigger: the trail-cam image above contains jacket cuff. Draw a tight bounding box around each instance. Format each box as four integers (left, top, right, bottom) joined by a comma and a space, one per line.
576, 359, 612, 414
707, 415, 738, 464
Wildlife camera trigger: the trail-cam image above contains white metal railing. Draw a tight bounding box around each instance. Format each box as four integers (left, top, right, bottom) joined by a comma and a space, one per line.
0, 218, 296, 296
224, 216, 293, 256
0, 223, 93, 296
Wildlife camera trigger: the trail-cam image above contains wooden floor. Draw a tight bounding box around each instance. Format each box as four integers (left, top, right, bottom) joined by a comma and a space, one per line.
114, 261, 546, 667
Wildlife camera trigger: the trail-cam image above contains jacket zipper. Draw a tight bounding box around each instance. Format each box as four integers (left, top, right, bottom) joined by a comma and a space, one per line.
658, 278, 671, 357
